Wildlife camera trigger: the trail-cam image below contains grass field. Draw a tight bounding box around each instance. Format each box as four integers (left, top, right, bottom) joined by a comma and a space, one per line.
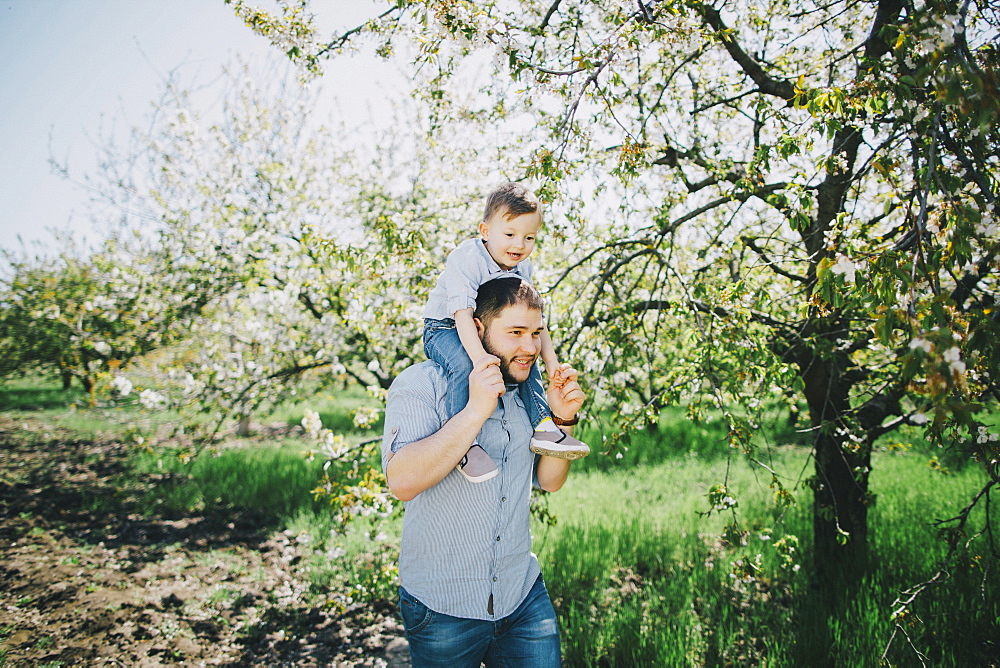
2, 376, 998, 665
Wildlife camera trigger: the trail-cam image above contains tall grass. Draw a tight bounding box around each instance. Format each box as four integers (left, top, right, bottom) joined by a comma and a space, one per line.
538, 418, 1000, 666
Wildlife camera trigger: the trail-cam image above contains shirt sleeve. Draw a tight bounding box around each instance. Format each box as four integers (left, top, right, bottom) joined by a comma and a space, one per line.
441, 241, 488, 316
381, 365, 446, 474
519, 259, 534, 283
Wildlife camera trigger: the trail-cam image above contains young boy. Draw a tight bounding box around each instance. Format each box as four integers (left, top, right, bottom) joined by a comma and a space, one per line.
423, 182, 590, 482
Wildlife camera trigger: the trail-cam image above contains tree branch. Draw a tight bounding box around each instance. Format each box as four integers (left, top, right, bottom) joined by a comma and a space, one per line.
741, 236, 809, 283
694, 3, 795, 100
317, 6, 402, 57
538, 0, 562, 31
863, 0, 905, 60
658, 182, 787, 236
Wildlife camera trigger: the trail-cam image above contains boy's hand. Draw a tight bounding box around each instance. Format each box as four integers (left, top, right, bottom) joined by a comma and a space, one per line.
466, 354, 505, 421
547, 363, 585, 421
549, 365, 568, 389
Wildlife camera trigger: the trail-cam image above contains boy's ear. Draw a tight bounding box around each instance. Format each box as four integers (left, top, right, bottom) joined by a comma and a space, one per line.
478, 221, 490, 239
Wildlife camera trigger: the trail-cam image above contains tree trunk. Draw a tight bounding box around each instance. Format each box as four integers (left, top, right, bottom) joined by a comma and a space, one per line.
797, 336, 872, 581
236, 414, 253, 436
812, 431, 872, 573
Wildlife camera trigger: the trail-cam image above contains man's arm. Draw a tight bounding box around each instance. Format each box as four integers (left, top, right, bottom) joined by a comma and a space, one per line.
385, 355, 505, 502
536, 363, 586, 492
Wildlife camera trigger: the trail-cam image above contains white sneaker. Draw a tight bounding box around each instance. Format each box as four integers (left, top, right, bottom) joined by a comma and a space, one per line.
529, 428, 590, 460
457, 444, 499, 482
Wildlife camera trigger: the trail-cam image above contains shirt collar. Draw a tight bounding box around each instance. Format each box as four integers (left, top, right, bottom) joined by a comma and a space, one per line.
475, 238, 508, 274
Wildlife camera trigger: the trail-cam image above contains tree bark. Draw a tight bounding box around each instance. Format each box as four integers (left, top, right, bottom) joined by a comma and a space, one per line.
797, 333, 873, 580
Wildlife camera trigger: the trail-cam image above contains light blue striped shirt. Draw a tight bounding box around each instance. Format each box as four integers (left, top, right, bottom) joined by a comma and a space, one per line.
382, 361, 541, 621
423, 238, 534, 320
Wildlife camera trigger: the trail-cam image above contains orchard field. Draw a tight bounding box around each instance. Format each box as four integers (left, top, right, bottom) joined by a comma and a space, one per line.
3, 0, 1000, 665
1, 376, 997, 666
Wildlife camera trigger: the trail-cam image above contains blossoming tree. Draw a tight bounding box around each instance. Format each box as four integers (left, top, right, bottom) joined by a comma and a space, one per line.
232, 0, 999, 591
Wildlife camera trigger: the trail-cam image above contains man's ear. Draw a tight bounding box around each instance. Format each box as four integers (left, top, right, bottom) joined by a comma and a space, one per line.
478, 221, 490, 239
473, 317, 485, 338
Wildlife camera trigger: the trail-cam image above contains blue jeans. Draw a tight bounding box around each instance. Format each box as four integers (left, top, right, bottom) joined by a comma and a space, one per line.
423, 318, 549, 428
399, 575, 561, 667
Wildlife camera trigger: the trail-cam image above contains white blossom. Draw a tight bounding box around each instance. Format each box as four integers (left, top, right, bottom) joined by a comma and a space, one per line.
111, 375, 133, 397
302, 409, 323, 437
943, 347, 966, 375
139, 388, 168, 410
830, 255, 857, 283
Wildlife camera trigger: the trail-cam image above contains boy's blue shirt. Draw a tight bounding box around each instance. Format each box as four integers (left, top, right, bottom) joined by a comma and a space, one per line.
423, 238, 534, 320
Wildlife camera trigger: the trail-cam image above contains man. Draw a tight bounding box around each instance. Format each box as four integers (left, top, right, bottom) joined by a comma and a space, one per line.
381, 277, 586, 667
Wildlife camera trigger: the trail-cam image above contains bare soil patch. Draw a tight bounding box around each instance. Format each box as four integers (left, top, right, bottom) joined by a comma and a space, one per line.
0, 416, 408, 666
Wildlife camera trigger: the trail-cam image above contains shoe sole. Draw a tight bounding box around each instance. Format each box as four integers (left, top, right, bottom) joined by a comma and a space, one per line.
529, 445, 590, 460
457, 466, 499, 483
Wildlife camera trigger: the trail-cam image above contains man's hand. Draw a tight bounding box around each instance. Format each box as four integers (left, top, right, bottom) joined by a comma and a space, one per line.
467, 354, 505, 421
546, 363, 585, 421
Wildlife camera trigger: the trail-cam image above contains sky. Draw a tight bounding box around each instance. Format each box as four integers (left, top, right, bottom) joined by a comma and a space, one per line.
0, 0, 400, 255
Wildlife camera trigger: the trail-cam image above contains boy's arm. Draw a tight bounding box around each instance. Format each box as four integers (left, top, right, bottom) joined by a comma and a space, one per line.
455, 308, 490, 362
535, 363, 586, 491
539, 328, 563, 386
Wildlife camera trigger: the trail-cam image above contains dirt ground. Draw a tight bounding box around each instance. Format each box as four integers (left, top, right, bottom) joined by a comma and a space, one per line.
0, 416, 410, 667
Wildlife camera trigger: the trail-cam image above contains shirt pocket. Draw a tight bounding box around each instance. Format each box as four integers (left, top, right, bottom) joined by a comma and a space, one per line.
479, 413, 512, 463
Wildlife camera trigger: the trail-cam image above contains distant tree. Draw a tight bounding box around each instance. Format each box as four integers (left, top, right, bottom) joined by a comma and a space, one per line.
233, 0, 999, 595
0, 243, 214, 394
73, 63, 500, 434
0, 253, 96, 390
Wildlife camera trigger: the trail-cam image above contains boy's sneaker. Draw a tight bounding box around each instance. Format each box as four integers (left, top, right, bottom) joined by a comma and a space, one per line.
457, 444, 499, 483
529, 429, 591, 460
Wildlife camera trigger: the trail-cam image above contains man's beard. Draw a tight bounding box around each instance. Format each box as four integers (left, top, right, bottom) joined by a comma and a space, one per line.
482, 328, 534, 384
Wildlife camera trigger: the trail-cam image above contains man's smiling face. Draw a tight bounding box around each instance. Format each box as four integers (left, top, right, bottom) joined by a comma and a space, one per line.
479, 302, 544, 384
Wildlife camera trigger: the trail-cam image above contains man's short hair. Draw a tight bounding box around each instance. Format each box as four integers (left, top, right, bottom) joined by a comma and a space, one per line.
474, 277, 544, 327
483, 182, 540, 222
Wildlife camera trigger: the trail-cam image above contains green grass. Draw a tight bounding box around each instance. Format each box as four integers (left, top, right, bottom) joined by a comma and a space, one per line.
0, 377, 85, 411
538, 440, 999, 666
130, 445, 327, 519
3, 375, 998, 665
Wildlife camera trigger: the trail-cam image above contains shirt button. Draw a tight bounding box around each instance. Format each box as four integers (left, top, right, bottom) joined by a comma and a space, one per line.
493, 576, 498, 582
496, 536, 501, 541
501, 497, 507, 502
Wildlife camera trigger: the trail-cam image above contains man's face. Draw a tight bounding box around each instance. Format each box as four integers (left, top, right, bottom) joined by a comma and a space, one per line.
479, 303, 544, 384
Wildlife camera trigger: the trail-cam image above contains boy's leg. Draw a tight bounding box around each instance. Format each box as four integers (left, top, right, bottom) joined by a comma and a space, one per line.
423, 322, 498, 482
424, 322, 473, 420
518, 363, 550, 428
524, 363, 590, 460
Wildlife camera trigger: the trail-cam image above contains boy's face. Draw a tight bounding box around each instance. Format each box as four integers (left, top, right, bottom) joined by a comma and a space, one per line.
479, 208, 541, 270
